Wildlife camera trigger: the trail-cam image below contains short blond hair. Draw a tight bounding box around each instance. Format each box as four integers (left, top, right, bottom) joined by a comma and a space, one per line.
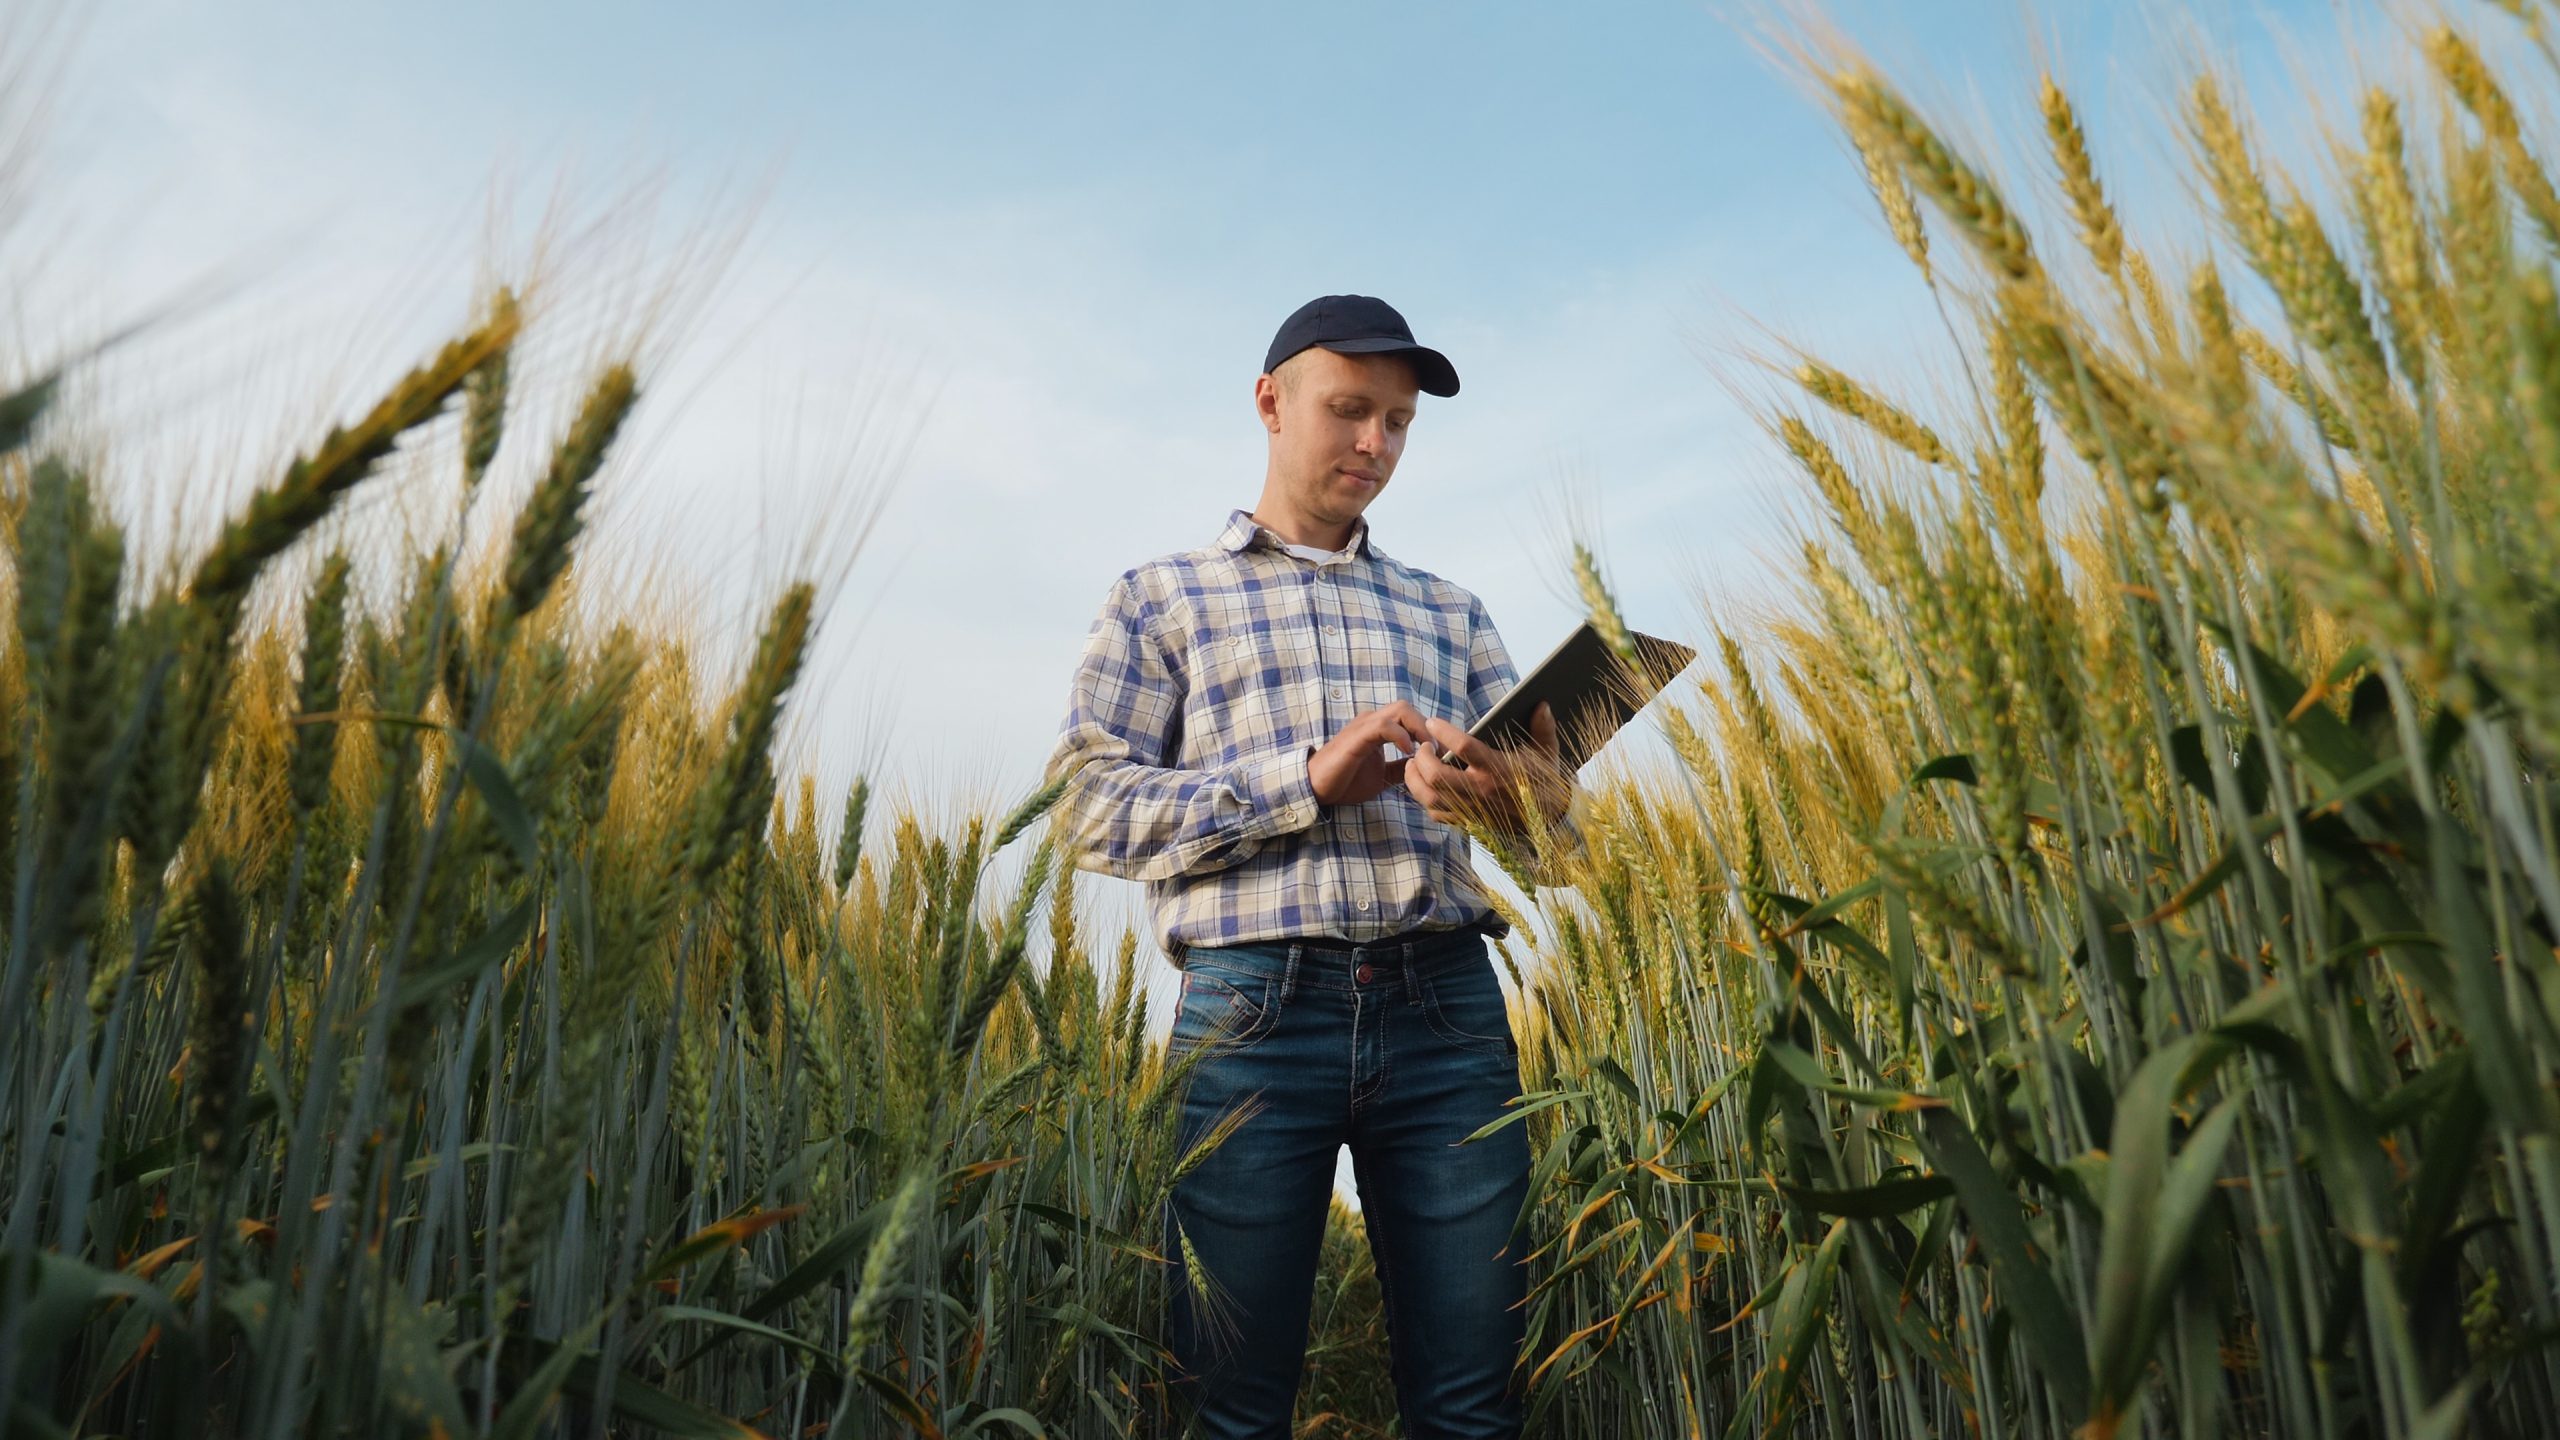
1269, 347, 1324, 398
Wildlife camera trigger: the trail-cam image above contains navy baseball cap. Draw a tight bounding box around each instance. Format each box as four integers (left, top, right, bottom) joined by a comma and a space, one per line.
1262, 294, 1460, 397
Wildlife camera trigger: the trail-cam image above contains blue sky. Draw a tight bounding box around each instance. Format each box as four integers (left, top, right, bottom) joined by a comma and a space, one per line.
37, 0, 2373, 912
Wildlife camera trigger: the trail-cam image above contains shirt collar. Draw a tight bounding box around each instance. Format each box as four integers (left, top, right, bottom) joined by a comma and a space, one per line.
1216, 507, 1376, 563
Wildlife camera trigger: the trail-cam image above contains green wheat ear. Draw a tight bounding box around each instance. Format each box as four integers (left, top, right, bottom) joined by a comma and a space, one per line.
991, 771, 1071, 854
685, 582, 815, 889
183, 862, 248, 1194
496, 362, 638, 634
289, 552, 352, 821
842, 1169, 931, 1361
834, 774, 871, 891
460, 287, 516, 491
190, 310, 519, 621
1571, 540, 1634, 663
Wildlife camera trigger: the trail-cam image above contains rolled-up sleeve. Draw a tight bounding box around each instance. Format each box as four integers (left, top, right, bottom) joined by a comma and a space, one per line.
1044, 576, 1320, 881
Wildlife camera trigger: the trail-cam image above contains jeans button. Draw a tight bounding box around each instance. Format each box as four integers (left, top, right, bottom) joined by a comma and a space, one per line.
1355, 962, 1374, 984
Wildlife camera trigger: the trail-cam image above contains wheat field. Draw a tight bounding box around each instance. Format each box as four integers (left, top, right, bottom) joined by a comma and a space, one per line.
7, 4, 2560, 1437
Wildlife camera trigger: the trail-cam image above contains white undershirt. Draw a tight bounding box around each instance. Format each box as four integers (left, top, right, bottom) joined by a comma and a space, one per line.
1278, 539, 1353, 565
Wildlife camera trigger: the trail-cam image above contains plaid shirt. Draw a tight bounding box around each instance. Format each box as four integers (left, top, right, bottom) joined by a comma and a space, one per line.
1046, 508, 1521, 964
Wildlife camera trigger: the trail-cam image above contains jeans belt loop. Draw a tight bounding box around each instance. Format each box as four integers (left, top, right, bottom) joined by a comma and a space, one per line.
1282, 943, 1302, 1004
1400, 947, 1423, 1004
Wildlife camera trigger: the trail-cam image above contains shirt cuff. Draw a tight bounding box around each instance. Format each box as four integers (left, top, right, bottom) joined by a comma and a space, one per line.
1231, 746, 1319, 838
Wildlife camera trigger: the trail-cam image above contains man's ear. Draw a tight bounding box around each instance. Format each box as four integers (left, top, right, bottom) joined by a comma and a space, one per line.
1254, 373, 1282, 434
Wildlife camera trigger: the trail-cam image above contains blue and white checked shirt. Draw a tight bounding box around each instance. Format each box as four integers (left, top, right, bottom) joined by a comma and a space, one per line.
1045, 508, 1523, 964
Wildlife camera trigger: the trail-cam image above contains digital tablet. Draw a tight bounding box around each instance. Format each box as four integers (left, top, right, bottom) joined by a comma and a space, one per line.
1465, 621, 1696, 772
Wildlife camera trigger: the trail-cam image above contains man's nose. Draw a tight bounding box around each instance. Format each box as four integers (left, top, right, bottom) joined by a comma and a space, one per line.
1355, 420, 1387, 455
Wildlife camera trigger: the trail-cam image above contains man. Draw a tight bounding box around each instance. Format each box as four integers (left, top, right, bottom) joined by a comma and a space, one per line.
1044, 294, 1575, 1439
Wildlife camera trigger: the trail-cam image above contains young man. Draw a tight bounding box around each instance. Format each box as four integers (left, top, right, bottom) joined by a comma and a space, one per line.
1044, 294, 1573, 1439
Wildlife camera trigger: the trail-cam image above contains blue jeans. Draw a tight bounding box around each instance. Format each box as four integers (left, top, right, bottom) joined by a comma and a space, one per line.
1161, 929, 1533, 1439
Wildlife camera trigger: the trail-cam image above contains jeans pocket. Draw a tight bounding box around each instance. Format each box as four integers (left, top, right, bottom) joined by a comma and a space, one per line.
1168, 962, 1280, 1058
1421, 964, 1517, 1059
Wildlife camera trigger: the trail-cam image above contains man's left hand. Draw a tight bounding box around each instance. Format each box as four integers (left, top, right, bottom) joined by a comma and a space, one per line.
1405, 701, 1574, 833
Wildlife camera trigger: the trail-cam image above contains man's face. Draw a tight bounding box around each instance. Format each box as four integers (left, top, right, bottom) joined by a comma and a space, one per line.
1256, 347, 1420, 530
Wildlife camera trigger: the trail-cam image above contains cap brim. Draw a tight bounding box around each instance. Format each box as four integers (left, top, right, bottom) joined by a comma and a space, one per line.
1318, 338, 1461, 397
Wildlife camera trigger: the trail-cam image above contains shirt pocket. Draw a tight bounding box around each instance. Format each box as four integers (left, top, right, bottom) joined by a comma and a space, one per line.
1189, 620, 1300, 757
1399, 625, 1470, 723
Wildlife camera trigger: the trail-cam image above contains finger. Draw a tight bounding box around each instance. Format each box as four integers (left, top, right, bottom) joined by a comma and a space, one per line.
1406, 754, 1441, 806
1530, 700, 1561, 755
1424, 716, 1496, 769
1382, 701, 1435, 745
1445, 766, 1499, 809
1368, 708, 1422, 752
1414, 755, 1476, 813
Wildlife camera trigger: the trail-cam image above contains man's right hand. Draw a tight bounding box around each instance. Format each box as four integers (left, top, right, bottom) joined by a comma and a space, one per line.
1308, 702, 1432, 807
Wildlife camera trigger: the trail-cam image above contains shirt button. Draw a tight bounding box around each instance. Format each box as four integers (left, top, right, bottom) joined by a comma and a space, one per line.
1329, 686, 1345, 701
1356, 898, 1371, 910
1355, 962, 1374, 983
1323, 625, 1339, 637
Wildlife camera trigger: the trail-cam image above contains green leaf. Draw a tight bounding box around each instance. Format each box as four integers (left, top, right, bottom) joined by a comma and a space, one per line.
1590, 1055, 1642, 1103
1758, 889, 1897, 994
2143, 1098, 2241, 1313
563, 1349, 765, 1438
666, 1300, 844, 1374
1901, 1193, 1958, 1296
1764, 1042, 1941, 1111
1883, 885, 1918, 1041
2089, 1043, 2189, 1417
0, 1251, 179, 1383
2139, 753, 2410, 926
2206, 625, 2390, 792
1722, 1219, 1849, 1440
1659, 1069, 1744, 1158
1777, 957, 1885, 1083
490, 1311, 609, 1440
1012, 1202, 1165, 1263
2396, 1052, 2489, 1298
1460, 1088, 1589, 1146
2429, 811, 2552, 1135
742, 1196, 890, 1323
1780, 1174, 1954, 1218
393, 895, 537, 1008
1917, 1108, 2091, 1422
642, 1206, 805, 1286
455, 730, 541, 871
2170, 722, 2232, 799
1909, 753, 1978, 786
858, 1366, 943, 1434
2372, 1046, 2471, 1132
400, 1140, 508, 1182
1758, 878, 1883, 934
0, 371, 59, 454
